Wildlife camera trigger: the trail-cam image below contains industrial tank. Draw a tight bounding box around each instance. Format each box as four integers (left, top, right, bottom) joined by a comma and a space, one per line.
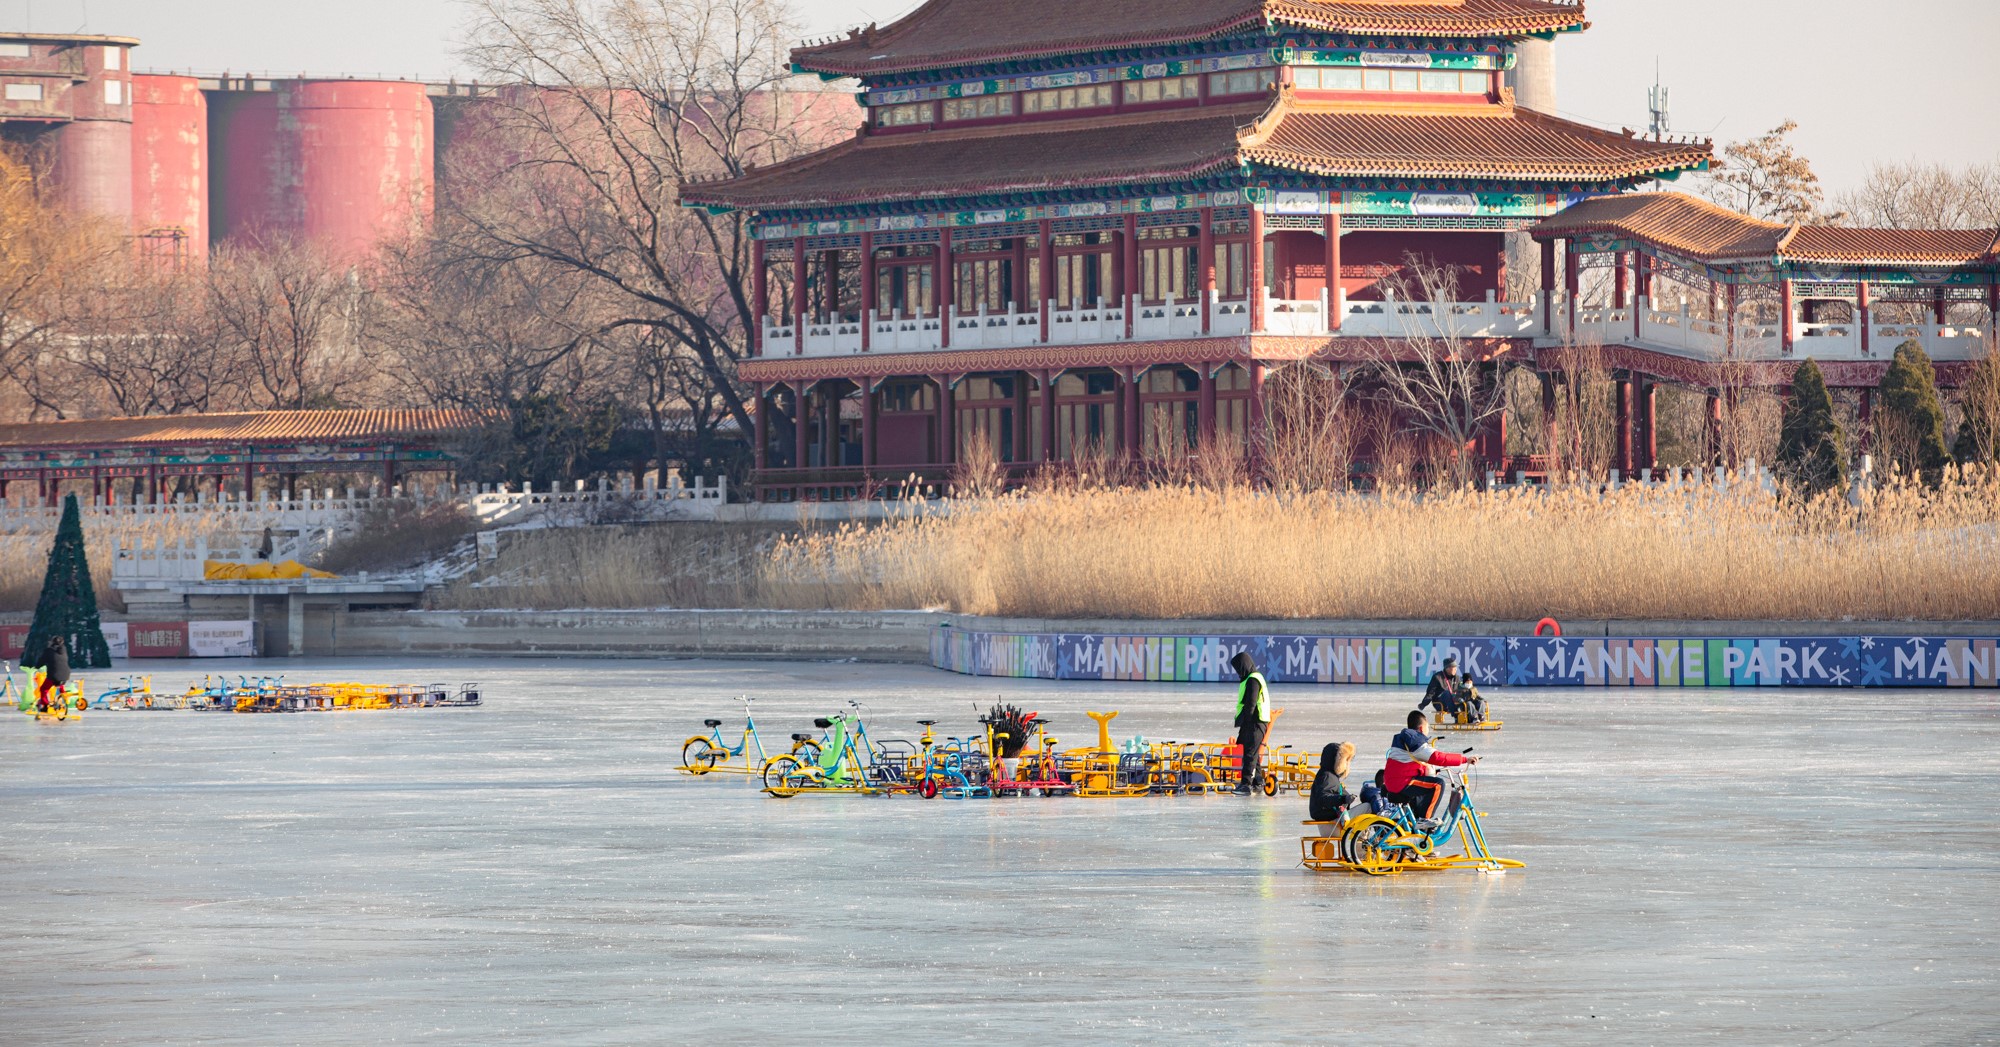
131, 74, 208, 260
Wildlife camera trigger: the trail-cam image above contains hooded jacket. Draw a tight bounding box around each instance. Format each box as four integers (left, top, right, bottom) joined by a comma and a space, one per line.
1309, 741, 1356, 822
1382, 727, 1468, 794
40, 639, 70, 687
1230, 652, 1269, 725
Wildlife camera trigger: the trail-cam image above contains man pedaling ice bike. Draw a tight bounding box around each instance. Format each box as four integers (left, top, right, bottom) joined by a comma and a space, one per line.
1418, 656, 1463, 721
1381, 710, 1478, 825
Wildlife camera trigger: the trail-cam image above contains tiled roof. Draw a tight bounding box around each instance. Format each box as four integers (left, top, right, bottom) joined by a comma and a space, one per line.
684, 103, 1265, 210
1243, 102, 1709, 181
795, 0, 1589, 78
0, 409, 485, 449
683, 98, 1707, 211
1531, 192, 2000, 266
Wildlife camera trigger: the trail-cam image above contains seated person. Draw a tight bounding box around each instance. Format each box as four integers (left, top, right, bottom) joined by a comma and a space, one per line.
1382, 710, 1477, 823
1308, 741, 1357, 834
1419, 656, 1462, 720
1456, 680, 1489, 724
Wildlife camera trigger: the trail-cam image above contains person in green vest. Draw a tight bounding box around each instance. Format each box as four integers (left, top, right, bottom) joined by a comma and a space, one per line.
1229, 651, 1271, 795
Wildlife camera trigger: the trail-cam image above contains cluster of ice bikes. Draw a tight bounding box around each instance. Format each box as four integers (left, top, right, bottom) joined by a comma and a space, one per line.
7, 665, 481, 718
680, 696, 1522, 877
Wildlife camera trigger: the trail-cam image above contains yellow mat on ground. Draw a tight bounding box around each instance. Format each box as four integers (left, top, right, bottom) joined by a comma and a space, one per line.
203, 559, 337, 580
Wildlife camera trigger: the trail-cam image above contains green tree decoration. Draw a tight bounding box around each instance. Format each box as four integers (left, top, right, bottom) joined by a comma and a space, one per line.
21, 494, 111, 670
1776, 359, 1846, 495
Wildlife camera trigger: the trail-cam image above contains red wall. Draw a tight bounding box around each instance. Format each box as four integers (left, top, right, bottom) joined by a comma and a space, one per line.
1336, 230, 1507, 301
209, 80, 433, 258
131, 74, 208, 259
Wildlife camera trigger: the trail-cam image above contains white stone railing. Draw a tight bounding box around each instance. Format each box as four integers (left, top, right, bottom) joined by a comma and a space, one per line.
1338, 294, 1541, 340
466, 475, 726, 525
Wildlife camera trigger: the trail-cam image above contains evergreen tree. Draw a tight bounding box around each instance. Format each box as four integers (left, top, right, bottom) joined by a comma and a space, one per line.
1776, 359, 1845, 494
21, 494, 111, 670
1878, 339, 1950, 476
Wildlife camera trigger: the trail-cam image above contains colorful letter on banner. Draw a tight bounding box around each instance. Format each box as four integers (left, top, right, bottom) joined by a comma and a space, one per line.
128, 621, 188, 658
935, 627, 2000, 689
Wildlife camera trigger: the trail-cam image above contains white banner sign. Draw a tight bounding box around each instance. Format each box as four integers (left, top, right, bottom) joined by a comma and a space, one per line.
102, 622, 128, 659
189, 620, 257, 658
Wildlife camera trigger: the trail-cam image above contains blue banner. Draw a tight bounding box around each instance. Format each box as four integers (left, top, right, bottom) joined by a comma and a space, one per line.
931, 628, 2000, 689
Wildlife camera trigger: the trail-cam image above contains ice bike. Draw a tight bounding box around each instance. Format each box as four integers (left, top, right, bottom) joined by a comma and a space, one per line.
760, 709, 885, 797
1301, 761, 1523, 875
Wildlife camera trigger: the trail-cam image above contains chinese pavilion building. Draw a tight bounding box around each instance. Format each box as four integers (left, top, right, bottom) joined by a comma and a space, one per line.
683, 0, 1994, 497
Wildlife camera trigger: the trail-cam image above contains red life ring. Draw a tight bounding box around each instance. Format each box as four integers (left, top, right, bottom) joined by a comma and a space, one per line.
1534, 617, 1562, 638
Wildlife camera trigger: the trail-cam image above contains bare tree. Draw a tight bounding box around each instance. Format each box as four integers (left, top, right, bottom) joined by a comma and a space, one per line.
1260, 363, 1355, 493
457, 0, 847, 440
0, 149, 129, 420
203, 239, 376, 410
1837, 160, 2000, 229
59, 265, 237, 416
1700, 120, 1833, 224
1359, 261, 1513, 488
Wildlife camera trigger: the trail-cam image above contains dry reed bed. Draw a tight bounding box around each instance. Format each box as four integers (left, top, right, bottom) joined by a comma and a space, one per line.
435, 523, 787, 610
0, 513, 240, 612
762, 471, 2000, 622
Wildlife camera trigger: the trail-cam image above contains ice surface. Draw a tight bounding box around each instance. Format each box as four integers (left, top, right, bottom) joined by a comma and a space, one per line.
2, 657, 1996, 1044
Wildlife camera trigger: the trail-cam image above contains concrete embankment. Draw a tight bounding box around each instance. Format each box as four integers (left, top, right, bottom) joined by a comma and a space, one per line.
323, 610, 2000, 663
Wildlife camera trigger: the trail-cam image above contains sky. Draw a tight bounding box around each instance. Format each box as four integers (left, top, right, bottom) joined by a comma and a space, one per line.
4, 0, 1995, 194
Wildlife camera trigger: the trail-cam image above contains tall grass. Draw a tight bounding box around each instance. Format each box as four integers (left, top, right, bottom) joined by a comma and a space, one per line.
435, 523, 791, 610
0, 513, 238, 613
761, 468, 2000, 622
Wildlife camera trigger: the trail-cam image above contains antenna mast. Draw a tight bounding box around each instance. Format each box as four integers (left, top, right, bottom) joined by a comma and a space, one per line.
1647, 59, 1671, 138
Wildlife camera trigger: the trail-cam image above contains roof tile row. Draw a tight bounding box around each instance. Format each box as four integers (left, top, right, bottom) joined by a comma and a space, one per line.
0, 409, 485, 450
1531, 193, 2000, 266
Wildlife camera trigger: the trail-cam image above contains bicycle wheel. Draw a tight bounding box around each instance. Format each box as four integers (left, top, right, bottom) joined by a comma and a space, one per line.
917, 775, 940, 800
761, 755, 803, 796
791, 739, 822, 764
1260, 771, 1279, 797
1341, 816, 1404, 876
681, 737, 722, 774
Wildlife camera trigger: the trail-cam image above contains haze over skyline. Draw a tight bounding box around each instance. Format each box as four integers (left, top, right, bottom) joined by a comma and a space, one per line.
4, 0, 1995, 198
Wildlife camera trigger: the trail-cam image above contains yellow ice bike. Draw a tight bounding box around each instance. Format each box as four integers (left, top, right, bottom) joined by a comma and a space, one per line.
1301, 762, 1522, 875
760, 708, 885, 797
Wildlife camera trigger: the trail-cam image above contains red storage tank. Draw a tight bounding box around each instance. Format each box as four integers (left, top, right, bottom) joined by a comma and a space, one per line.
131, 74, 208, 262
50, 118, 133, 221
209, 79, 433, 259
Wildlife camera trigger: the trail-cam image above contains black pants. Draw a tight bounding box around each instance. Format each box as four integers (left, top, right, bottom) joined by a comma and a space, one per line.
1235, 718, 1267, 790
1389, 775, 1445, 819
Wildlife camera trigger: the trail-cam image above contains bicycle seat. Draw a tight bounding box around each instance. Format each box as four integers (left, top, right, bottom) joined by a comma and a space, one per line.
792, 733, 813, 742
917, 720, 936, 726
703, 718, 721, 727
814, 718, 833, 729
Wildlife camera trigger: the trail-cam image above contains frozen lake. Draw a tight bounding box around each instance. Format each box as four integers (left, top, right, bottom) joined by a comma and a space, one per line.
3, 657, 1997, 1045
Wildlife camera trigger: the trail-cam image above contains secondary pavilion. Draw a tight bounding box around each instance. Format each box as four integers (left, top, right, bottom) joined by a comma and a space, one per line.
684, 0, 1714, 498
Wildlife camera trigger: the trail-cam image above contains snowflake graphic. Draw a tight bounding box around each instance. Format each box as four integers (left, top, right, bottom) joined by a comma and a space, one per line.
1859, 655, 1890, 687
1507, 636, 1522, 650
1859, 636, 1876, 650
1829, 667, 1852, 686
1839, 637, 1862, 660
1507, 656, 1536, 686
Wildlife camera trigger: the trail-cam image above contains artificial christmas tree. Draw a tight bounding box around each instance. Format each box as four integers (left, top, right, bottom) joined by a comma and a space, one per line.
21, 494, 111, 670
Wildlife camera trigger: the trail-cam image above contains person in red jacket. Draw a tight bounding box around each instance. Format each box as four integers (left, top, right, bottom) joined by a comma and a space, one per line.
1382, 710, 1477, 822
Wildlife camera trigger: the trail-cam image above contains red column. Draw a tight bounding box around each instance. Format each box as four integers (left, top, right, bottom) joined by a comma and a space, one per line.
1706, 390, 1724, 466
1199, 365, 1217, 445
861, 380, 877, 469
1613, 252, 1629, 309
1640, 381, 1658, 471
793, 382, 811, 469
1780, 278, 1795, 355
791, 237, 807, 355
859, 232, 875, 351
1248, 206, 1266, 334
1858, 281, 1872, 356
1615, 375, 1633, 475
753, 383, 769, 471
1563, 244, 1580, 336
1725, 284, 1739, 356
1123, 370, 1141, 460
1540, 238, 1557, 333
1038, 370, 1056, 461
750, 239, 767, 357
1122, 213, 1139, 339
1037, 219, 1054, 343
1324, 211, 1343, 332
1248, 362, 1268, 464
1199, 206, 1215, 334
1934, 288, 1948, 326
938, 232, 954, 349
936, 376, 955, 467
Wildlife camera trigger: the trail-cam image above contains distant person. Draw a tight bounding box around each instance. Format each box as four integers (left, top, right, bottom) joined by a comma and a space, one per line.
1229, 652, 1271, 795
1382, 710, 1476, 823
35, 636, 68, 713
1419, 656, 1461, 721
1456, 679, 1489, 725
1308, 741, 1357, 833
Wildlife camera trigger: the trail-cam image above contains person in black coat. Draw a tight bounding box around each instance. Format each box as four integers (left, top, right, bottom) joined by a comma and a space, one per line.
1309, 741, 1357, 832
35, 636, 69, 712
